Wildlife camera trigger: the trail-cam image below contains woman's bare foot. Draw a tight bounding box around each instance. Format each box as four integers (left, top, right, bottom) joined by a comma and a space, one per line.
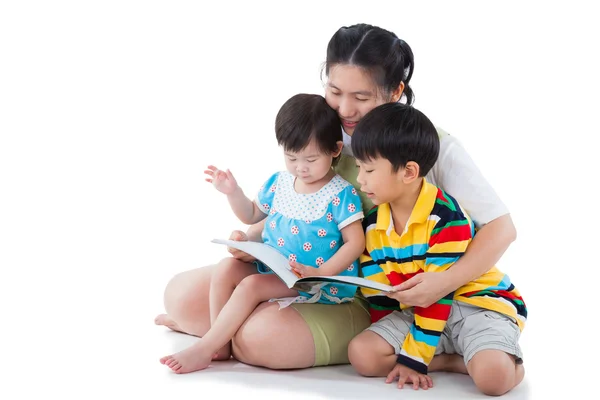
212, 343, 232, 361
155, 314, 184, 333
160, 341, 214, 374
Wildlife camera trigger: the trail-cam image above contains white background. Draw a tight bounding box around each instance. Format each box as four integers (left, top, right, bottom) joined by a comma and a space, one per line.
1, 1, 598, 399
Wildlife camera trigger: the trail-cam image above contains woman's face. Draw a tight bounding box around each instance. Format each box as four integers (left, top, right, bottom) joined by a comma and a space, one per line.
325, 64, 388, 136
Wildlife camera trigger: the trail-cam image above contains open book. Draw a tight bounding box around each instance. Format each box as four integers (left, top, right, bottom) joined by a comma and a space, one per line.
211, 238, 394, 293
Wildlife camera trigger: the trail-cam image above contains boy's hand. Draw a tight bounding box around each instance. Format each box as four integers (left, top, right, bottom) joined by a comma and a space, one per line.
204, 165, 238, 195
290, 261, 320, 278
386, 363, 433, 390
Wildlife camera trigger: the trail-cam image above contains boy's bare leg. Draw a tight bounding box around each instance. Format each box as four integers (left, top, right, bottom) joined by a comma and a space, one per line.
348, 330, 397, 376
467, 350, 524, 396
428, 353, 468, 374
160, 274, 298, 374
208, 258, 260, 360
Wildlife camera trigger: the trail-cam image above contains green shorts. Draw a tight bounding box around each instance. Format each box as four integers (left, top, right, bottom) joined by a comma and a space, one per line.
290, 295, 371, 366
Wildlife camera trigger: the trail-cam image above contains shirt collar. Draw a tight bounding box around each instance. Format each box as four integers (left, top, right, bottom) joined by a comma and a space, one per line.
375, 179, 438, 235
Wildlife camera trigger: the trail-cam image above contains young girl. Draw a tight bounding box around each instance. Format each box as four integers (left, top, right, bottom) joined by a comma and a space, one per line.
160, 93, 365, 374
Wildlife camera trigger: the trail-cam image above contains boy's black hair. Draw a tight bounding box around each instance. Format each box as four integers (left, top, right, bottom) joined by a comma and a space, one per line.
275, 94, 342, 159
351, 103, 439, 176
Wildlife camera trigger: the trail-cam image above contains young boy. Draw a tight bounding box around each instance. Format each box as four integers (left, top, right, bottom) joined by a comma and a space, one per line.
347, 103, 527, 396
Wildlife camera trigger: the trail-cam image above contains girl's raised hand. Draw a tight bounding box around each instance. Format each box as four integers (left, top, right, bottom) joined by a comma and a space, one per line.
204, 165, 239, 195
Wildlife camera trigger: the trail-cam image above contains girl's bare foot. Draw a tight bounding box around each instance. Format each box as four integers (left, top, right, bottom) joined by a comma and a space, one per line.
155, 314, 183, 333
160, 341, 214, 374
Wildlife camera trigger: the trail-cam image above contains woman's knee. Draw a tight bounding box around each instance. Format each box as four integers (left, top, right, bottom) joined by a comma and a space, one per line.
468, 350, 518, 396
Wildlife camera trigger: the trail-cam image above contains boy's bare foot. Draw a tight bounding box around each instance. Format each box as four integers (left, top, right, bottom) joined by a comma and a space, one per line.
160, 341, 214, 374
155, 314, 183, 333
430, 353, 468, 374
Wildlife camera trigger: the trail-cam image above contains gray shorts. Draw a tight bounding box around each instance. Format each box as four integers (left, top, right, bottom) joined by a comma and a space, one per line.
367, 301, 523, 365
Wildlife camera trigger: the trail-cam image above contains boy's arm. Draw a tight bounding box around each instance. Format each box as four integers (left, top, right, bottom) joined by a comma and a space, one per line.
391, 209, 473, 374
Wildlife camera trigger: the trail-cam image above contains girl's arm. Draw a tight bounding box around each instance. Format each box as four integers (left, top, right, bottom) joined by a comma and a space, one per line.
292, 220, 365, 277
226, 186, 266, 225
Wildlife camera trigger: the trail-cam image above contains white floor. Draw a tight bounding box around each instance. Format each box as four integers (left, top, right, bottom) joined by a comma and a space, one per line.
154, 328, 532, 400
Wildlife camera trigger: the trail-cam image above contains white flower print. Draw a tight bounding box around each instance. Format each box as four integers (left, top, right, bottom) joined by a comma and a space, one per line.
277, 238, 285, 247
326, 212, 333, 222
318, 229, 326, 237
332, 197, 340, 206
316, 257, 324, 266
330, 240, 337, 249
270, 221, 276, 229
330, 286, 338, 295
263, 203, 270, 211
289, 254, 297, 262
291, 225, 299, 235
347, 264, 354, 272
303, 242, 312, 251
270, 207, 276, 215
270, 185, 277, 193
351, 188, 357, 195
348, 203, 356, 212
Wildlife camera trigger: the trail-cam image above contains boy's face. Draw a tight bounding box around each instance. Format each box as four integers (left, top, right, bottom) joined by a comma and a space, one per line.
355, 157, 403, 205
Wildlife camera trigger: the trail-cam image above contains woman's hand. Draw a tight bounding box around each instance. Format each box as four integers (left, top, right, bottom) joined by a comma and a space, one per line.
389, 272, 452, 308
204, 165, 239, 195
226, 230, 257, 263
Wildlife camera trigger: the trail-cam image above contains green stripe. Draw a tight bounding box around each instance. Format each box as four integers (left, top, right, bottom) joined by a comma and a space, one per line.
431, 219, 469, 236
437, 298, 453, 306
369, 303, 399, 311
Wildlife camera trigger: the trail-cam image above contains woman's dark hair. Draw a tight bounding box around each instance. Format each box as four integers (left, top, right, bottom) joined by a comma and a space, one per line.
351, 103, 439, 176
325, 23, 415, 104
275, 94, 342, 158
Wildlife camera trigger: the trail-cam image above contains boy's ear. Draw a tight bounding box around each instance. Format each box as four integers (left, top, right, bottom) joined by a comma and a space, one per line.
402, 161, 420, 183
332, 141, 343, 157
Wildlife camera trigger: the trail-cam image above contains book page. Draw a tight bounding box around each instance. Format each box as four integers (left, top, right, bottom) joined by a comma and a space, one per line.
298, 275, 393, 292
211, 239, 299, 288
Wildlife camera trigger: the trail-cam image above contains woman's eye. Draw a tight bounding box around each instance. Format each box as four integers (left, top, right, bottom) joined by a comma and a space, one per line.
356, 98, 368, 102
307, 159, 316, 163
288, 158, 297, 162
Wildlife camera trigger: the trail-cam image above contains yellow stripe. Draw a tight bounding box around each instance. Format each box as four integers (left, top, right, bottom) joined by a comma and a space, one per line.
403, 332, 436, 365
414, 314, 447, 332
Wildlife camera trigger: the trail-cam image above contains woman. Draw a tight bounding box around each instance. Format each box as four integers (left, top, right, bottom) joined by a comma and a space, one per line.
155, 23, 517, 370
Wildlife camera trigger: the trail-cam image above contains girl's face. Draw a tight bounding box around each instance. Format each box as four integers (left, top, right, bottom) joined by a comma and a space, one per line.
325, 64, 389, 136
283, 138, 342, 186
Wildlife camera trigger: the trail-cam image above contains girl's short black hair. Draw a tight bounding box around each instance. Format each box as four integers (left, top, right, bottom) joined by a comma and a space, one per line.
351, 103, 439, 176
275, 94, 342, 157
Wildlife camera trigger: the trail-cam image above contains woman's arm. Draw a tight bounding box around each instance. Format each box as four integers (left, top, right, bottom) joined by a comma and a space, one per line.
394, 213, 516, 308
394, 134, 516, 307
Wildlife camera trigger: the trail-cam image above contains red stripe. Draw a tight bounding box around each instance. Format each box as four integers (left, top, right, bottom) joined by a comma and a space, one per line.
387, 270, 422, 286
429, 224, 471, 246
415, 302, 452, 320
370, 308, 393, 323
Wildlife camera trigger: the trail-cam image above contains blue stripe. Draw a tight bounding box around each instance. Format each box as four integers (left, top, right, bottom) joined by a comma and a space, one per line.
370, 244, 428, 262
425, 256, 459, 266
362, 263, 384, 277
485, 274, 512, 291
410, 325, 441, 348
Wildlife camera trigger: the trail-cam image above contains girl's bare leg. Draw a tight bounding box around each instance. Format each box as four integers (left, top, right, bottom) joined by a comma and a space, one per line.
209, 258, 261, 360
161, 274, 298, 374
